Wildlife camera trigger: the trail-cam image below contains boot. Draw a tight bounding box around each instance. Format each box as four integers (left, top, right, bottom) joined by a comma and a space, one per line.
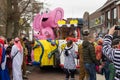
70, 78, 75, 80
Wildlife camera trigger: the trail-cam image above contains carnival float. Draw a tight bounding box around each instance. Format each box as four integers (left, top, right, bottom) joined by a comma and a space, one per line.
32, 7, 82, 68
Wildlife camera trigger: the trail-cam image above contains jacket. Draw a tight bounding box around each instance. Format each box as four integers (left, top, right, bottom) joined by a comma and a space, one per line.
63, 45, 77, 69
78, 44, 84, 63
82, 40, 99, 65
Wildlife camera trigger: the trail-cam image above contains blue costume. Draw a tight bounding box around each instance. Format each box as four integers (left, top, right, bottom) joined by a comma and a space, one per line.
0, 47, 10, 80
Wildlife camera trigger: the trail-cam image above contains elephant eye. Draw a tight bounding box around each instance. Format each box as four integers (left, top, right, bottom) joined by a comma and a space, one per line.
45, 8, 50, 13
40, 9, 44, 15
40, 11, 44, 15
46, 10, 49, 13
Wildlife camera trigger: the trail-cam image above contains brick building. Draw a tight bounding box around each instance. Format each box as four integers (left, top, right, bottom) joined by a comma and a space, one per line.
83, 0, 120, 35
89, 10, 104, 34
100, 0, 120, 32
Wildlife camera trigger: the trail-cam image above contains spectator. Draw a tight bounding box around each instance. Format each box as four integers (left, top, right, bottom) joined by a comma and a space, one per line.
78, 35, 89, 80
0, 37, 10, 80
20, 37, 29, 79
6, 38, 14, 78
100, 51, 110, 80
102, 25, 120, 80
23, 37, 32, 65
82, 34, 100, 80
11, 37, 23, 80
95, 38, 104, 74
62, 40, 77, 80
78, 43, 89, 80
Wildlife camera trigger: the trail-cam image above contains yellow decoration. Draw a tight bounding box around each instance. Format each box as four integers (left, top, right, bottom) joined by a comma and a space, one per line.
95, 18, 100, 25
33, 40, 58, 66
70, 19, 78, 24
74, 20, 78, 24
61, 44, 66, 50
58, 20, 66, 25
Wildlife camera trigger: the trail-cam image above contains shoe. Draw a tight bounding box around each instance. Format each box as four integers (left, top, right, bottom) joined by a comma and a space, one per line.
23, 75, 28, 80
26, 70, 31, 74
27, 62, 32, 66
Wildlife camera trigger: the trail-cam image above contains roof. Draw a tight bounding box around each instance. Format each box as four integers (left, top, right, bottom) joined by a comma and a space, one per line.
97, 0, 118, 11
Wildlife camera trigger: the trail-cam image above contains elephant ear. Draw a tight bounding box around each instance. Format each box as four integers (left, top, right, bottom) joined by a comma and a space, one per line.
48, 7, 64, 28
33, 14, 42, 31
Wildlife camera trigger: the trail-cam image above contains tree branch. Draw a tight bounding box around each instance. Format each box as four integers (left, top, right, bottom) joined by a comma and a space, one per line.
19, 0, 31, 15
20, 18, 31, 27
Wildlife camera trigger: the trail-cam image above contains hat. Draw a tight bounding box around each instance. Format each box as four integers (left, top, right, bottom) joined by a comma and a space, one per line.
97, 38, 103, 45
0, 38, 4, 45
14, 37, 20, 42
67, 40, 73, 45
112, 38, 120, 46
23, 37, 27, 41
82, 29, 89, 36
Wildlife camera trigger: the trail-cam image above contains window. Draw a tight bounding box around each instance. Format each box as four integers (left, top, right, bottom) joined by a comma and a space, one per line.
112, 8, 117, 25
106, 11, 111, 29
101, 15, 105, 24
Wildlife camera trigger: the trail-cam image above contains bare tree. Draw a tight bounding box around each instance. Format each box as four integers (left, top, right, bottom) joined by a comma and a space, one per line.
6, 0, 42, 38
0, 0, 7, 37
0, 0, 43, 38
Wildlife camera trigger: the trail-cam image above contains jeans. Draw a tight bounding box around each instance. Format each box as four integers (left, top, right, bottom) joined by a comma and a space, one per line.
101, 61, 110, 80
84, 63, 96, 80
64, 68, 76, 78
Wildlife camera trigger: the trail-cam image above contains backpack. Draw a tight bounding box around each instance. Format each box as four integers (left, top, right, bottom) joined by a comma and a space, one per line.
6, 45, 12, 69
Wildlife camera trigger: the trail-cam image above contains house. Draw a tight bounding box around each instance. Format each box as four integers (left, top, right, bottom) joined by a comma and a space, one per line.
83, 0, 120, 36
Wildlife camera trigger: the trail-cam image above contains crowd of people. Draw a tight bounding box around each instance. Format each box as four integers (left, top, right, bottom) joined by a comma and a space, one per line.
63, 25, 120, 80
0, 36, 33, 80
77, 25, 120, 80
0, 25, 120, 80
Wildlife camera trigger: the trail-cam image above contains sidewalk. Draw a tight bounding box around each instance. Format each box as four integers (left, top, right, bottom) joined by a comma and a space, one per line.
97, 74, 105, 80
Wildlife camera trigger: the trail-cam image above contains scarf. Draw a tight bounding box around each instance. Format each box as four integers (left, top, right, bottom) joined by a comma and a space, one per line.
14, 37, 23, 53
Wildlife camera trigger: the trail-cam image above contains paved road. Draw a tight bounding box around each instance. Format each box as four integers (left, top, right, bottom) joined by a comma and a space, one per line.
27, 66, 105, 80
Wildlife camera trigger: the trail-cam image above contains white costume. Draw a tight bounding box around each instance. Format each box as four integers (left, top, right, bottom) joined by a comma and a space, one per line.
11, 44, 23, 80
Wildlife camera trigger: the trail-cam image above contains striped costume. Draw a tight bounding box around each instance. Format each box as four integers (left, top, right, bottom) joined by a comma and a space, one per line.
103, 34, 120, 80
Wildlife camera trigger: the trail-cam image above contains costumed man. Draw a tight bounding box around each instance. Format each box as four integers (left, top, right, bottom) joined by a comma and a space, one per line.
78, 32, 89, 80
11, 37, 23, 80
21, 37, 29, 79
78, 43, 89, 80
95, 38, 103, 73
0, 38, 10, 80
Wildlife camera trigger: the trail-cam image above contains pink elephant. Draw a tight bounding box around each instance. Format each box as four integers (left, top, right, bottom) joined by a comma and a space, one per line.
33, 7, 64, 40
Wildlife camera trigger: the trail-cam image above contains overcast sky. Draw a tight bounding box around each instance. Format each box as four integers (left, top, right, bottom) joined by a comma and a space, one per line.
37, 0, 107, 19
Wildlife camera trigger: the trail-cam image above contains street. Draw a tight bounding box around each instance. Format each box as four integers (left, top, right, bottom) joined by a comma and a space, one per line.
27, 66, 105, 80
0, 0, 120, 80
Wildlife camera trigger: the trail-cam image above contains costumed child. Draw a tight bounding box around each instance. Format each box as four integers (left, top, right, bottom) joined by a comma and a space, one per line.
0, 38, 10, 80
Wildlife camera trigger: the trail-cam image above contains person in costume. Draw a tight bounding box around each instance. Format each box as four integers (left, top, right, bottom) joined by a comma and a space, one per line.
11, 37, 23, 80
62, 40, 77, 80
6, 38, 14, 78
0, 37, 10, 80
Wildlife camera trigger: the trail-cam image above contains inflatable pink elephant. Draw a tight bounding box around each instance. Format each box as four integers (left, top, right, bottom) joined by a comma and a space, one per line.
33, 7, 64, 40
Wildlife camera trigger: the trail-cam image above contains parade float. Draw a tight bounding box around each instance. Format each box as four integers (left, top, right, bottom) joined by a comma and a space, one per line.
32, 7, 82, 68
